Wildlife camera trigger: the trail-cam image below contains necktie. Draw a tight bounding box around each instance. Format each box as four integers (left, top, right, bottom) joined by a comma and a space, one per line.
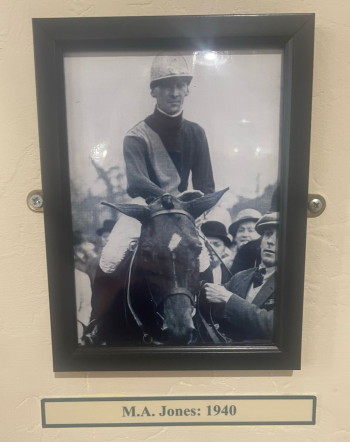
252, 267, 266, 288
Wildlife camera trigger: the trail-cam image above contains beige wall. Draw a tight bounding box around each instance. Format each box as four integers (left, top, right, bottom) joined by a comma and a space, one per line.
1, 1, 349, 441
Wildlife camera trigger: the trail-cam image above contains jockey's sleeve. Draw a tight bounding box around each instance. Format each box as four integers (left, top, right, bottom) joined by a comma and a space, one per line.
123, 136, 165, 199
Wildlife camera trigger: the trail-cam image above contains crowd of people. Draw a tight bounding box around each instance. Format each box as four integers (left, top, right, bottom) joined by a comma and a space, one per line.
74, 206, 278, 344
199, 210, 278, 342
73, 53, 279, 345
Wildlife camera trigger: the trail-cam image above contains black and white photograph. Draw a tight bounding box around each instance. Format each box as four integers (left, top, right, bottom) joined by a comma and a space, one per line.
65, 49, 282, 347
33, 14, 314, 370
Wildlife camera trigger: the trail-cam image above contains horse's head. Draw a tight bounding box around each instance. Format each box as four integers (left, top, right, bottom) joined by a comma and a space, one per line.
103, 188, 227, 344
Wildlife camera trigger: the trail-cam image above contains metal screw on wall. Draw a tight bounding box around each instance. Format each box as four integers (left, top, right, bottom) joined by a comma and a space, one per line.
27, 190, 44, 212
307, 194, 326, 218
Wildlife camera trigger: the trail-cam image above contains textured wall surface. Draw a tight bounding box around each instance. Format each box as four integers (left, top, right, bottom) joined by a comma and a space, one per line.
1, 1, 350, 441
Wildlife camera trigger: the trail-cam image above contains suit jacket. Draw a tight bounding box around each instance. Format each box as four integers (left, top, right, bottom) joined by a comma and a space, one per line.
219, 267, 276, 342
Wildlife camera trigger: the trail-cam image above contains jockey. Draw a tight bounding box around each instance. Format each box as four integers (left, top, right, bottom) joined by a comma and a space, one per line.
99, 53, 215, 275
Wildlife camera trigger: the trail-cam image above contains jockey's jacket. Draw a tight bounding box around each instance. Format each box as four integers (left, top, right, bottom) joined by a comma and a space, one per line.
123, 107, 215, 199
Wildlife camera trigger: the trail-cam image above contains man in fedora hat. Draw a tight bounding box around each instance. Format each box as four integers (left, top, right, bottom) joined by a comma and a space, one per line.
100, 53, 215, 274
200, 221, 232, 285
203, 212, 279, 341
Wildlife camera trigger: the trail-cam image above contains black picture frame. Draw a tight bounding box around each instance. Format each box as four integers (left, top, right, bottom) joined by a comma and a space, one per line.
32, 14, 314, 372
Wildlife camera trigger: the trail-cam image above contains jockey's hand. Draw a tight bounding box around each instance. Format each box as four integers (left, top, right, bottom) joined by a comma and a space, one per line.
178, 190, 204, 202
203, 283, 232, 304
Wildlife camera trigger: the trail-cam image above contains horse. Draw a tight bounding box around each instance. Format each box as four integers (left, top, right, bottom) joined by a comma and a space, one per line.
86, 189, 228, 346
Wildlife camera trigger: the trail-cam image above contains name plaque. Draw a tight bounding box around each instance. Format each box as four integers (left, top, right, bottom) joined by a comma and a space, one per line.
42, 395, 316, 427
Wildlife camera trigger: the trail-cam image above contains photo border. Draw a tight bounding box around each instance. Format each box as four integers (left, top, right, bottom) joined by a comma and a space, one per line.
32, 14, 315, 371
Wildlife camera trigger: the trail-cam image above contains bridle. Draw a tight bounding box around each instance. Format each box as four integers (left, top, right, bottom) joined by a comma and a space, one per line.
150, 209, 195, 224
126, 243, 197, 345
126, 242, 230, 345
125, 199, 198, 344
124, 194, 230, 345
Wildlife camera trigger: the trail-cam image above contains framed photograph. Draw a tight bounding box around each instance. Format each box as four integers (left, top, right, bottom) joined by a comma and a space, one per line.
33, 14, 314, 371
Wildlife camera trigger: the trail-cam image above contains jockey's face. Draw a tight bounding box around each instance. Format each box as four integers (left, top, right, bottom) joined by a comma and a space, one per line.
151, 77, 189, 115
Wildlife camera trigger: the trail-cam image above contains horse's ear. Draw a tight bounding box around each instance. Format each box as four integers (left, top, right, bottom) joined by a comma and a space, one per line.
101, 202, 150, 223
181, 188, 229, 219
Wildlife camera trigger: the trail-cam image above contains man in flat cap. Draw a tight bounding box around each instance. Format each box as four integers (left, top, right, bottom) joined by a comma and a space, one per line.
203, 212, 279, 341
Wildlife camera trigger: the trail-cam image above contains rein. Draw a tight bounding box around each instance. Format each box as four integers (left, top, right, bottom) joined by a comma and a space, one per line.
126, 245, 154, 344
197, 230, 233, 278
195, 281, 231, 344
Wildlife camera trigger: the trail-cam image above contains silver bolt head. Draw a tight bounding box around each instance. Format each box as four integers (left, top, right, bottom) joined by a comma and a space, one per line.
307, 194, 326, 217
30, 195, 43, 208
27, 190, 44, 212
309, 198, 322, 211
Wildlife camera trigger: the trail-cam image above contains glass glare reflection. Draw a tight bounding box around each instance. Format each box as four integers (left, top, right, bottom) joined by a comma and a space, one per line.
194, 51, 229, 66
204, 51, 218, 61
90, 143, 107, 163
239, 118, 251, 124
